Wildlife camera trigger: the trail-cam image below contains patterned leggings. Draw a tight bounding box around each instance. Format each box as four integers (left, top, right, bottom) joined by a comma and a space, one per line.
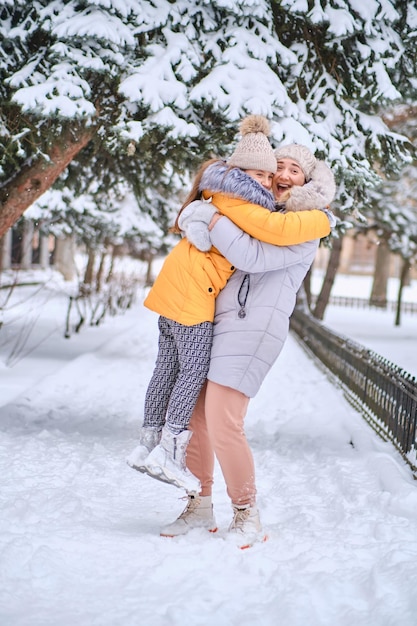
143, 316, 213, 434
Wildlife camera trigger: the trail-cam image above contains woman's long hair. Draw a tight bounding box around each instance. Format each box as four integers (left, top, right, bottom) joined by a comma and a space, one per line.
171, 158, 223, 234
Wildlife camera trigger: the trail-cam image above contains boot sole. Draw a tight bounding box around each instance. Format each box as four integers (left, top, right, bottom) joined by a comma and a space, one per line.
160, 527, 218, 538
127, 461, 147, 472
238, 534, 268, 550
138, 463, 201, 492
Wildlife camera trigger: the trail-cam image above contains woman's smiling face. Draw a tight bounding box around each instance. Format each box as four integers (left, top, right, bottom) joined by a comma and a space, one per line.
273, 158, 306, 201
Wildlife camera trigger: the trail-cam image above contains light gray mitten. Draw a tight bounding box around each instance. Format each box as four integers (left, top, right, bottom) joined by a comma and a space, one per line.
178, 199, 218, 229
183, 221, 212, 252
178, 199, 219, 252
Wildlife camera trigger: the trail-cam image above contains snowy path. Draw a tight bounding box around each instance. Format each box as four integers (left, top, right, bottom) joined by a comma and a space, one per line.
1, 301, 417, 626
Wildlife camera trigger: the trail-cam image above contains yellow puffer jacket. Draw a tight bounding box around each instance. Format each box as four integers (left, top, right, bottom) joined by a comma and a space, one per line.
144, 237, 235, 326
204, 191, 330, 246
144, 164, 331, 326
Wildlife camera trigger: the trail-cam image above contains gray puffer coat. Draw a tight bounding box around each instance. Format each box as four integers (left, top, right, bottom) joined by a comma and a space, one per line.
206, 160, 335, 397
208, 219, 318, 397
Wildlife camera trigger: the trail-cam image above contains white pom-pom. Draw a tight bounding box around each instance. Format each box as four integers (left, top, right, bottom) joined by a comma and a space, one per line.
239, 115, 270, 137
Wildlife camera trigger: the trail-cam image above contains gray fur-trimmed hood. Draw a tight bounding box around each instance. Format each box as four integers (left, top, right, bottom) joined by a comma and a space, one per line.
199, 161, 276, 211
283, 160, 336, 212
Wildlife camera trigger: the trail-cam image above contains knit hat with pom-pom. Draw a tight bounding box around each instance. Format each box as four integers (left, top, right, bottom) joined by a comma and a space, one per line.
228, 115, 277, 174
274, 144, 317, 182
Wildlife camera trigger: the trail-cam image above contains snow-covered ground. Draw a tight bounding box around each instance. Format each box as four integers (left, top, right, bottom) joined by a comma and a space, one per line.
312, 273, 417, 378
1, 268, 417, 626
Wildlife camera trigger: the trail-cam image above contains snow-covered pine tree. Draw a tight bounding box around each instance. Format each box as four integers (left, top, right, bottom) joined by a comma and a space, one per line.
270, 0, 417, 207
1, 0, 417, 241
365, 160, 417, 313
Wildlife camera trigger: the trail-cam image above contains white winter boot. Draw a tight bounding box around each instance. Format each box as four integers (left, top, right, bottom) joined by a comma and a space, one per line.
142, 428, 201, 492
160, 494, 218, 537
126, 427, 161, 472
228, 504, 267, 549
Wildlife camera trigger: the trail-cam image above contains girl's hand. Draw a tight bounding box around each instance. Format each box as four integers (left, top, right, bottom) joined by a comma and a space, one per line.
208, 213, 223, 231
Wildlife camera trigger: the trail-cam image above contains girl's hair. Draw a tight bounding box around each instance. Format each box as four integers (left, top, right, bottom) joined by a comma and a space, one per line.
171, 158, 224, 233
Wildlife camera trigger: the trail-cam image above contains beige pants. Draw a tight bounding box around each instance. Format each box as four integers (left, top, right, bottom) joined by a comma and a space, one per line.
187, 381, 256, 506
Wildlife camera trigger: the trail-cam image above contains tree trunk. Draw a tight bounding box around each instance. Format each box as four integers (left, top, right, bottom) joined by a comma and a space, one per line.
0, 124, 96, 238
395, 258, 410, 327
96, 249, 107, 292
312, 236, 343, 320
83, 248, 96, 287
20, 219, 34, 269
369, 238, 390, 308
0, 230, 12, 271
39, 233, 50, 269
106, 248, 116, 283
145, 250, 154, 287
106, 244, 125, 283
53, 236, 77, 281
302, 266, 312, 310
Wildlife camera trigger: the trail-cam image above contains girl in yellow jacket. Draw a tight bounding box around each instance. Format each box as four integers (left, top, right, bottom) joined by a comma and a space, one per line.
127, 116, 331, 492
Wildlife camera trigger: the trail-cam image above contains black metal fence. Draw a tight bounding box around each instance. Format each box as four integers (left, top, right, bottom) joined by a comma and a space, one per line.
312, 294, 417, 315
290, 308, 417, 475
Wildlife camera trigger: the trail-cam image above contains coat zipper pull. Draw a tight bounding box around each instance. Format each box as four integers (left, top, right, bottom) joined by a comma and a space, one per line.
237, 274, 250, 319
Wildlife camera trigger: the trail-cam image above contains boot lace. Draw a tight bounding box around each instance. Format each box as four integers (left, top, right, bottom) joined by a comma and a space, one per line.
230, 507, 250, 532
179, 495, 200, 520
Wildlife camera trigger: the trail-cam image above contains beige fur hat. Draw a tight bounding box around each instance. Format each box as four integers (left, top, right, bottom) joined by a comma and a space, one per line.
228, 115, 277, 174
274, 144, 317, 181
280, 159, 336, 212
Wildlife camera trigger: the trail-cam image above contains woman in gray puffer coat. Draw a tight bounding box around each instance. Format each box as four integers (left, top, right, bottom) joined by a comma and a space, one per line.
160, 145, 336, 547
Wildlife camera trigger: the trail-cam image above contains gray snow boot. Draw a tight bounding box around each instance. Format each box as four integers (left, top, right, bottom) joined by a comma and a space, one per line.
126, 426, 162, 472
142, 428, 201, 492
